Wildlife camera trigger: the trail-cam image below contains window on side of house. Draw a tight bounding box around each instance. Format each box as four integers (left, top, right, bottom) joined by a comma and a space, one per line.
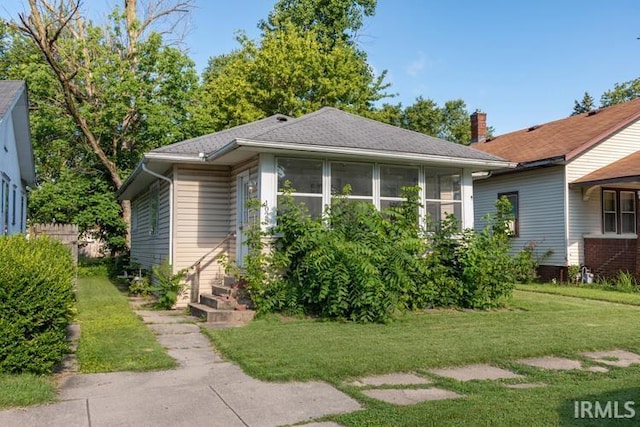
149, 183, 159, 235
1, 175, 9, 234
276, 158, 324, 217
425, 168, 462, 231
603, 189, 636, 234
379, 165, 420, 210
498, 191, 519, 237
11, 185, 16, 226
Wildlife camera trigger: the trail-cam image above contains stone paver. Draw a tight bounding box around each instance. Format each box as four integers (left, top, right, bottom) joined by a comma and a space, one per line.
362, 388, 462, 405
517, 356, 582, 370
148, 323, 200, 334
582, 349, 640, 368
351, 373, 431, 387
430, 364, 523, 381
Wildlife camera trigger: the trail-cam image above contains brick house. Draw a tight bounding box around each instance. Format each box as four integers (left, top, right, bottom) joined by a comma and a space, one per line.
471, 98, 640, 281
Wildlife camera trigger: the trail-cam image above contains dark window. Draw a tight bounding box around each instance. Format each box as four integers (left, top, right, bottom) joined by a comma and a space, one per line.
498, 192, 519, 237
603, 189, 636, 234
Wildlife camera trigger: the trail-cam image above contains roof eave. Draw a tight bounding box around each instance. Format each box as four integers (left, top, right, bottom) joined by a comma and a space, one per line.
234, 138, 515, 169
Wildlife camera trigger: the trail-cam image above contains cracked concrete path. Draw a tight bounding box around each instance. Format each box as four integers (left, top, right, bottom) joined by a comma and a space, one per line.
0, 307, 360, 427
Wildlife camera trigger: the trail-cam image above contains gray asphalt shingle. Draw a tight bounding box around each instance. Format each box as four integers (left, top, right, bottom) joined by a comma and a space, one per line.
152, 107, 504, 162
0, 81, 25, 121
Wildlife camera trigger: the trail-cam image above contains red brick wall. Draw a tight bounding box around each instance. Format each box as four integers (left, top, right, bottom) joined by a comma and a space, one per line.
584, 238, 637, 279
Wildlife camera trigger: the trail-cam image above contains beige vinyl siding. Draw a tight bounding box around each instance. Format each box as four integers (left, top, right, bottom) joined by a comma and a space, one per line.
173, 164, 232, 304
565, 120, 640, 265
473, 166, 566, 266
130, 177, 171, 270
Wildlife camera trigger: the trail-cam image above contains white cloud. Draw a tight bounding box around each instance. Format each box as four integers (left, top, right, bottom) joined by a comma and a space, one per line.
406, 51, 428, 77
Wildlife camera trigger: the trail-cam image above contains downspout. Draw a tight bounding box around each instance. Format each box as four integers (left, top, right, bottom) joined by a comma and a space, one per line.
141, 163, 174, 266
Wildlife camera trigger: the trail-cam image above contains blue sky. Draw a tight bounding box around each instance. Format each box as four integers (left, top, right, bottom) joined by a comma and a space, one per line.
3, 1, 640, 134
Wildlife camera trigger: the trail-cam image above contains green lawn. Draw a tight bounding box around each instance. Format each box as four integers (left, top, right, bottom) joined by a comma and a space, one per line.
205, 288, 640, 426
518, 283, 640, 305
0, 374, 56, 409
76, 276, 176, 372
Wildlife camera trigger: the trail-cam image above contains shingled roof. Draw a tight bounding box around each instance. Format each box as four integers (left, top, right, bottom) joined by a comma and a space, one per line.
0, 81, 25, 120
473, 98, 640, 164
152, 107, 504, 163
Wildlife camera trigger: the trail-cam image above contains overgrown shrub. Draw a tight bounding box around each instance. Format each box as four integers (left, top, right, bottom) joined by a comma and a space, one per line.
234, 187, 528, 322
151, 260, 187, 309
0, 235, 75, 374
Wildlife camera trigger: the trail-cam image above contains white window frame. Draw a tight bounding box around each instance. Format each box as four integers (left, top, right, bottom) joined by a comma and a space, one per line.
275, 157, 462, 227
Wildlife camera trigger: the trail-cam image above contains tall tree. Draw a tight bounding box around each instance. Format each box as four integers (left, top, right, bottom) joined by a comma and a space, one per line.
259, 0, 376, 44
571, 91, 596, 115
4, 0, 199, 247
198, 22, 390, 132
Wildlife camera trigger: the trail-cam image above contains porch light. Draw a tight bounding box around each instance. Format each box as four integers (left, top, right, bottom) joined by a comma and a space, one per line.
248, 180, 257, 196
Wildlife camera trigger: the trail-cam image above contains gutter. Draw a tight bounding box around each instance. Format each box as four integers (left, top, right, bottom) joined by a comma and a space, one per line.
141, 163, 174, 266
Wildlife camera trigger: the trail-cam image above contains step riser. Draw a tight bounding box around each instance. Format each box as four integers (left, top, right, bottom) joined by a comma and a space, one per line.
200, 294, 237, 310
188, 303, 255, 325
212, 285, 237, 298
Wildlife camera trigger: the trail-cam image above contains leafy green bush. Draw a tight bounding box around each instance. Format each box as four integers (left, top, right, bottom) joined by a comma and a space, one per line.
151, 260, 187, 309
0, 235, 75, 374
235, 188, 526, 322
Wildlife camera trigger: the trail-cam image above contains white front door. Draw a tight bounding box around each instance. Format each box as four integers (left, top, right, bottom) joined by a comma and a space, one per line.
236, 172, 251, 265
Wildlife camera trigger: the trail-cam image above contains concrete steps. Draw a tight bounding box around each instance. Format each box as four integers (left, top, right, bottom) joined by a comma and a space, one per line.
189, 279, 254, 326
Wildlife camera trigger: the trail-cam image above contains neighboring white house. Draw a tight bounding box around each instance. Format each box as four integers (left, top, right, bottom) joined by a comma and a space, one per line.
118, 107, 512, 305
471, 99, 640, 281
0, 81, 35, 235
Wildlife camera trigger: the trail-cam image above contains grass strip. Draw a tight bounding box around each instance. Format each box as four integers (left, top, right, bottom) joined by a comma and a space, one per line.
0, 374, 55, 409
517, 283, 640, 305
76, 276, 176, 373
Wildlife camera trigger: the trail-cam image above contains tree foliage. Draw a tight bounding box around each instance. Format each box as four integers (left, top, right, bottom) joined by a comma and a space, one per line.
370, 97, 489, 145
259, 0, 376, 44
198, 22, 390, 132
571, 91, 596, 115
2, 0, 199, 249
600, 78, 640, 108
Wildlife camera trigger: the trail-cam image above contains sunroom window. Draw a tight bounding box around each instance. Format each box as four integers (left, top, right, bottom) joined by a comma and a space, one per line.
380, 165, 419, 210
331, 162, 373, 201
277, 158, 324, 217
425, 168, 462, 231
602, 189, 636, 234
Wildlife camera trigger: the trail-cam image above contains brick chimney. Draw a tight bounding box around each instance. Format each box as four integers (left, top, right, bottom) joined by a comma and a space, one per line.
470, 110, 487, 143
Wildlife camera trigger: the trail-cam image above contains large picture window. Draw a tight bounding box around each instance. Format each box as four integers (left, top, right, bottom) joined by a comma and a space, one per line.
277, 158, 323, 217
603, 189, 636, 234
331, 162, 373, 200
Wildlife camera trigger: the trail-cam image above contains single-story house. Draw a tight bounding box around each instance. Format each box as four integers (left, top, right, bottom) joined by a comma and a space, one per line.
471, 98, 640, 281
118, 107, 512, 305
0, 81, 35, 235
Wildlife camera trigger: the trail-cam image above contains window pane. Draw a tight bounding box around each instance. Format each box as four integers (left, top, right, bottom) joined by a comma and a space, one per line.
331, 162, 373, 196
425, 168, 461, 200
621, 191, 635, 212
603, 191, 616, 212
604, 212, 617, 233
380, 199, 402, 210
622, 213, 635, 234
425, 201, 462, 231
277, 158, 323, 193
277, 195, 323, 218
380, 165, 419, 197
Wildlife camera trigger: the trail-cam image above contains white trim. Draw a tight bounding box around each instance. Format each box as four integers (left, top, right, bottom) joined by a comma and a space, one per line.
461, 169, 474, 229
258, 153, 277, 229
236, 171, 250, 265
236, 138, 515, 169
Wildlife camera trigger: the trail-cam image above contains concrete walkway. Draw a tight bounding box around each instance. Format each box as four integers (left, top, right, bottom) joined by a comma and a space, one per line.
0, 306, 359, 427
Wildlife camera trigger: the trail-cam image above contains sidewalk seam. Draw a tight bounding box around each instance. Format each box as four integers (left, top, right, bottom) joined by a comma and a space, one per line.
86, 398, 92, 427
208, 385, 249, 427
